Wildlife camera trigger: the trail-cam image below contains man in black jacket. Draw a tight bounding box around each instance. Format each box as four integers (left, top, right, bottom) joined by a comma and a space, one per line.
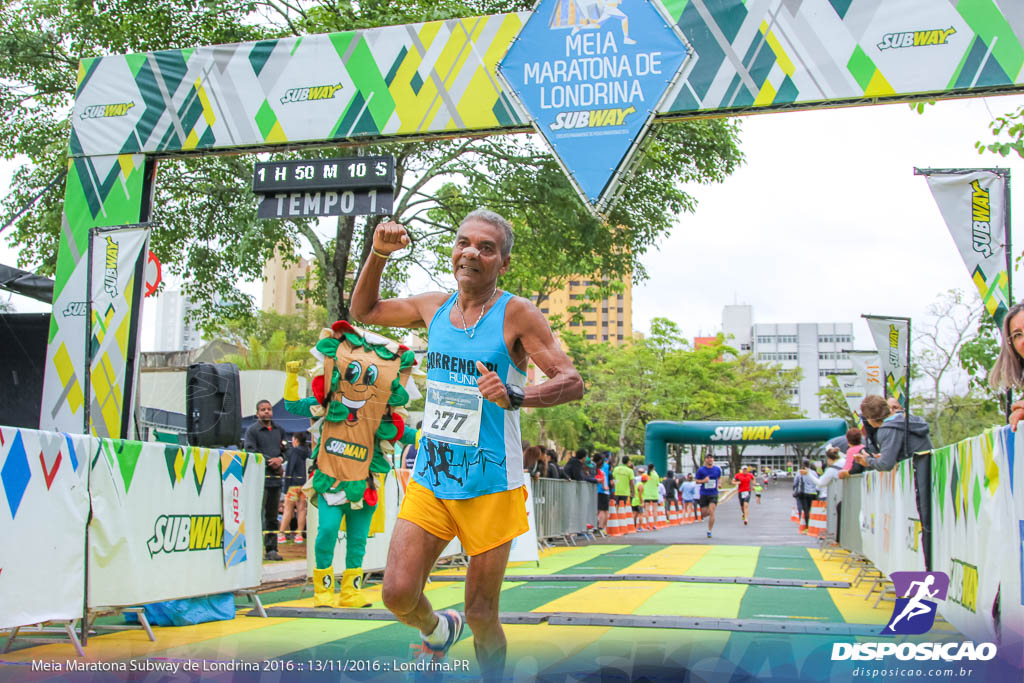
662, 470, 680, 516
243, 399, 286, 560
564, 449, 597, 483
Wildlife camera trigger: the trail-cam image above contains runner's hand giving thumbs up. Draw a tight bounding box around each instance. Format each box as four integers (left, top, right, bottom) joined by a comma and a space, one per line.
475, 361, 511, 410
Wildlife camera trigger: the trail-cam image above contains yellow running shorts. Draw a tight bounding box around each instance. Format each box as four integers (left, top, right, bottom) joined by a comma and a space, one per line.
398, 479, 529, 556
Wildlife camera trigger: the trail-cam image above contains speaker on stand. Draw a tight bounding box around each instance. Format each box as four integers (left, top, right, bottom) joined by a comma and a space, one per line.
185, 362, 241, 448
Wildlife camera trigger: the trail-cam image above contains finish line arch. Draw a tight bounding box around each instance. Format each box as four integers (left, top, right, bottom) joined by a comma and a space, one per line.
43, 0, 1024, 436
644, 419, 848, 474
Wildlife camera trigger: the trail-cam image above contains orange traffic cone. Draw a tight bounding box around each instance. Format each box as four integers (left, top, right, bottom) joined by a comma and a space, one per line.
656, 504, 668, 529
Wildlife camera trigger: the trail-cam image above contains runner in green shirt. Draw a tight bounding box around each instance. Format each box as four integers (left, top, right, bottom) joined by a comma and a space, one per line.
642, 465, 661, 531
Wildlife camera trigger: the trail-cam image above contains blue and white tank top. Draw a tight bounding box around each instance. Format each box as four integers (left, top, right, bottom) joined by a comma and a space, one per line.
412, 291, 525, 499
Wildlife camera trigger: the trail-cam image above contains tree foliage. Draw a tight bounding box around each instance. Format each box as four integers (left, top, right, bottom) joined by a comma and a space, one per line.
523, 321, 802, 458
1, 0, 744, 341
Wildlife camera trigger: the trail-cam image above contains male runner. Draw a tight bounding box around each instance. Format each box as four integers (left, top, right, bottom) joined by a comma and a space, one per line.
350, 211, 584, 679
694, 455, 721, 538
732, 465, 755, 525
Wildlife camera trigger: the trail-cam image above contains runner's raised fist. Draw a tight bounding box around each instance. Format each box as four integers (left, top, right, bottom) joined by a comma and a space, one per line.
373, 221, 410, 255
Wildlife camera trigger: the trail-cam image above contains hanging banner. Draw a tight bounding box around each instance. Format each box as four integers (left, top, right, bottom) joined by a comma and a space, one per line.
921, 170, 1010, 327
930, 429, 1012, 643
847, 350, 884, 402
863, 316, 910, 408
88, 440, 264, 606
497, 0, 692, 211
0, 427, 91, 629
87, 225, 150, 439
221, 451, 249, 568
830, 374, 865, 420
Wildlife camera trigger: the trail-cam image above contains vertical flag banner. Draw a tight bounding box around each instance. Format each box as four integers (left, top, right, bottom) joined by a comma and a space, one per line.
221, 451, 248, 568
86, 226, 150, 439
864, 316, 910, 408
921, 170, 1010, 327
848, 350, 885, 400
831, 374, 866, 420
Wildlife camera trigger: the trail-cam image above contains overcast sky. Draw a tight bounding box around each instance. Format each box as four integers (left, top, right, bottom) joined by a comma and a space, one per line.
3, 93, 1024, 359
633, 93, 1024, 350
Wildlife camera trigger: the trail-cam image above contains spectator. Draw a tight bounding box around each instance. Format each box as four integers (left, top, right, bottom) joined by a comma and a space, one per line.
681, 473, 698, 518
547, 449, 565, 478
990, 301, 1024, 429
802, 449, 844, 499
593, 454, 610, 533
279, 432, 310, 544
854, 395, 933, 472
641, 465, 660, 531
611, 456, 635, 509
662, 469, 680, 518
842, 428, 864, 472
524, 445, 544, 476
564, 448, 597, 483
243, 399, 286, 561
401, 421, 422, 470
792, 458, 818, 534
527, 446, 561, 479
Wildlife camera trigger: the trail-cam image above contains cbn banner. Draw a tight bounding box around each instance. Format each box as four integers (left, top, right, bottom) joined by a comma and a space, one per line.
923, 170, 1010, 327
87, 226, 149, 439
88, 440, 263, 607
930, 430, 1010, 643
0, 427, 91, 629
864, 316, 910, 408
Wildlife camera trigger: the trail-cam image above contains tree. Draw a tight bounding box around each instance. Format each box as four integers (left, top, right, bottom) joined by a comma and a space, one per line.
913, 289, 979, 446
817, 376, 859, 427
2, 0, 744, 338
221, 330, 308, 370
958, 312, 1003, 405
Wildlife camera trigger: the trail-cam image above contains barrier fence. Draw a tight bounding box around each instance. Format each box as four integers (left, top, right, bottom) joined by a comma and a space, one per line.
818, 424, 1023, 649
0, 426, 265, 632
532, 478, 597, 540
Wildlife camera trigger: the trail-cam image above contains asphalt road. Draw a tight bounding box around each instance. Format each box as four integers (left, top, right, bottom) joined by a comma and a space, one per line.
596, 477, 816, 547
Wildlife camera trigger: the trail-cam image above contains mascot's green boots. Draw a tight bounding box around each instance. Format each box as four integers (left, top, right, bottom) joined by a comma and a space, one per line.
313, 567, 335, 608
337, 568, 371, 608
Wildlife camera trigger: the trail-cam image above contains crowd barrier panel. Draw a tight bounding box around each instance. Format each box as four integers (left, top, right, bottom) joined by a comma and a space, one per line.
838, 477, 863, 555
836, 424, 1023, 649
531, 478, 598, 540
306, 470, 539, 575
929, 426, 1021, 646
1, 428, 92, 630
0, 426, 266, 632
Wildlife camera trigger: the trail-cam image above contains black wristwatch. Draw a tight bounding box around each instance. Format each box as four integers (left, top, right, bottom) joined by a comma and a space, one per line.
504, 383, 525, 410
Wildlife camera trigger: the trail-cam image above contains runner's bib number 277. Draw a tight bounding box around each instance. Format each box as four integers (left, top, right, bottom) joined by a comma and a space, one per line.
423, 379, 482, 447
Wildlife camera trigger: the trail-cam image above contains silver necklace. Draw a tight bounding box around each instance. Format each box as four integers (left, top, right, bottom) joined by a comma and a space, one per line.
455, 287, 497, 339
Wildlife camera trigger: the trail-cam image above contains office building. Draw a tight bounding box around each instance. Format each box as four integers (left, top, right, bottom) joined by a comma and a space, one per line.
539, 275, 634, 345
722, 305, 853, 420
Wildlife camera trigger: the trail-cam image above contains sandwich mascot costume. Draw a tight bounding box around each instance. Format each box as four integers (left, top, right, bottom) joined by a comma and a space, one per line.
283, 320, 415, 608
